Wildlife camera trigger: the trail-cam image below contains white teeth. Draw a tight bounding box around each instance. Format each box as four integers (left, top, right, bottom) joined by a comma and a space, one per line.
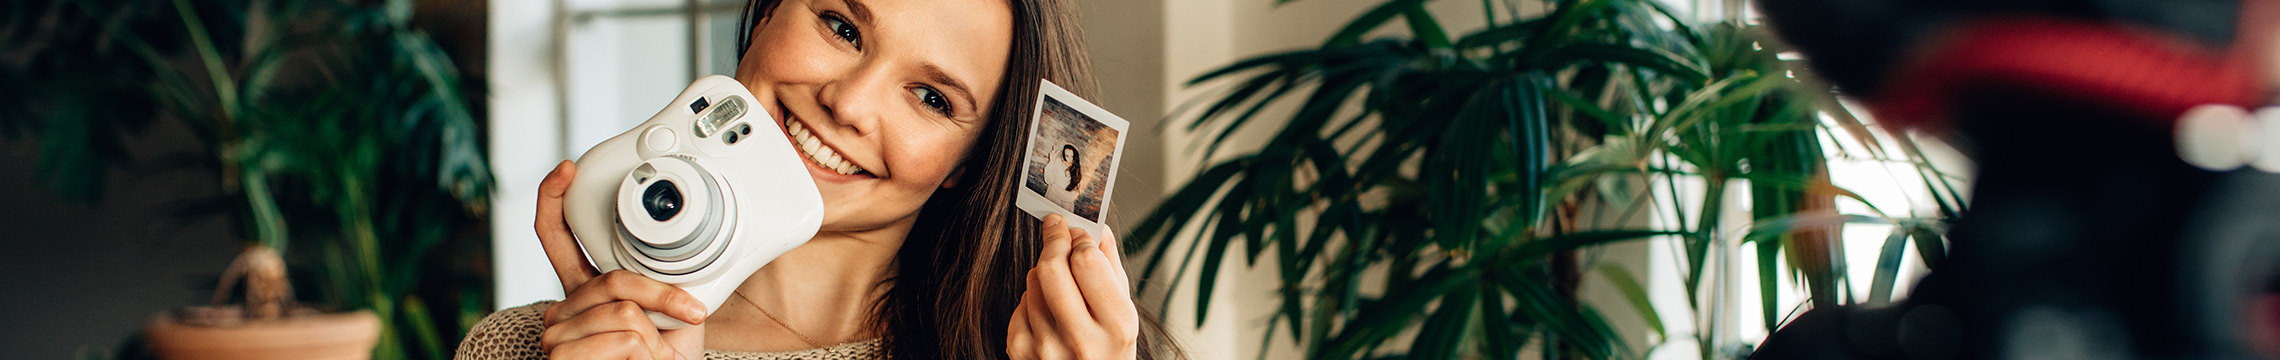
785, 117, 864, 175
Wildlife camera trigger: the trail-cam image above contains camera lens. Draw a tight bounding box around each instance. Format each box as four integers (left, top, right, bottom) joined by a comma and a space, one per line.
641, 180, 683, 221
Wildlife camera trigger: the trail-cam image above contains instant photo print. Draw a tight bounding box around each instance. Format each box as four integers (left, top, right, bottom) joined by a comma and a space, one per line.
1015, 79, 1129, 236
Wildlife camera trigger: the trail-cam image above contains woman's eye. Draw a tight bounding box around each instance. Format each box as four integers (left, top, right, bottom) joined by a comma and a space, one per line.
911, 87, 951, 114
822, 14, 860, 47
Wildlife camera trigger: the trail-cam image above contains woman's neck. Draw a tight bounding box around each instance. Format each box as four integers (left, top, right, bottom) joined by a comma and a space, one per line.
705, 218, 910, 351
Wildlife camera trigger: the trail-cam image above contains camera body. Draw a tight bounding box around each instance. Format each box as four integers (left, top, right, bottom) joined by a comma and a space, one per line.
563, 75, 825, 329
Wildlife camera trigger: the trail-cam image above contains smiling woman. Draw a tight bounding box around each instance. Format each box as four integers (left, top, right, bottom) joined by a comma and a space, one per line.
454, 0, 1181, 359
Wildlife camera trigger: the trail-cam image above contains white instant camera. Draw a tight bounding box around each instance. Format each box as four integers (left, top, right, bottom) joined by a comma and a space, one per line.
563, 75, 825, 329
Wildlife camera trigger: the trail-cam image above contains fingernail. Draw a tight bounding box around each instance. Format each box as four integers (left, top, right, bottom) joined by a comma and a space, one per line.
550, 160, 570, 175
1045, 214, 1064, 227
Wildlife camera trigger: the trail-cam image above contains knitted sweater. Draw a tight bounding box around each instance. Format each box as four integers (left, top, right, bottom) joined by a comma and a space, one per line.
454, 301, 885, 360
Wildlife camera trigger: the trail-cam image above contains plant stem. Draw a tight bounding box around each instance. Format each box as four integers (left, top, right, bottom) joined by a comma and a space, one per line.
242, 171, 288, 251
172, 0, 239, 124
1691, 173, 1728, 360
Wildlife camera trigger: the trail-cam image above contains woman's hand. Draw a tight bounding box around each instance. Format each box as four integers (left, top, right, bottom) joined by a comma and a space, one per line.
534, 160, 708, 360
1007, 214, 1141, 360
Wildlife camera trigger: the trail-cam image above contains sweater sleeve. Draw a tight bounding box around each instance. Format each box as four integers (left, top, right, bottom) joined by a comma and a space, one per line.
454, 301, 556, 360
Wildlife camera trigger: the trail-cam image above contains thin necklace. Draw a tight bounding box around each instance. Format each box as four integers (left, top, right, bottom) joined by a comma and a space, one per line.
732, 290, 832, 351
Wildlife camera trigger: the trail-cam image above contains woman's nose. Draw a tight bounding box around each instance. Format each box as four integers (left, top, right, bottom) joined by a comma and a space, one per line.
813, 64, 893, 136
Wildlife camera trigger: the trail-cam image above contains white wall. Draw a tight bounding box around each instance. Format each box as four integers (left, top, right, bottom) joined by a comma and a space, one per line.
488, 0, 569, 309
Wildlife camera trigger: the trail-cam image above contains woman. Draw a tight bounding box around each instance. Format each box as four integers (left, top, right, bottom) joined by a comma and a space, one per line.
1044, 144, 1081, 208
454, 0, 1178, 359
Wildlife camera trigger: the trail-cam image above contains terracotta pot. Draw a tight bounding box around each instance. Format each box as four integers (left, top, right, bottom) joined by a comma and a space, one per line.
143, 307, 381, 360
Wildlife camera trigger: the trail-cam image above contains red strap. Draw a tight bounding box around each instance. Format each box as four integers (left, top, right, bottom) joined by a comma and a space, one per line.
1867, 16, 2269, 130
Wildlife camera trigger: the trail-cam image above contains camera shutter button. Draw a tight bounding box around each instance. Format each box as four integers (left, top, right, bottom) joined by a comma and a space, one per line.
642, 127, 677, 153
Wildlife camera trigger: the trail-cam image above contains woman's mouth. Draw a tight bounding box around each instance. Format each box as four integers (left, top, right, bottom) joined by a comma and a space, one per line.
785, 116, 872, 177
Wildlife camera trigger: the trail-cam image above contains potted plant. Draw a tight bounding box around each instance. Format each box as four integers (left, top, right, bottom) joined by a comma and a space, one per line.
1, 0, 493, 358
143, 246, 381, 359
1130, 0, 1963, 358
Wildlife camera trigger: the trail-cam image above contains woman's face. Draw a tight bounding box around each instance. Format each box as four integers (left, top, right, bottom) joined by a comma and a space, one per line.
734, 0, 1013, 232
1060, 148, 1074, 163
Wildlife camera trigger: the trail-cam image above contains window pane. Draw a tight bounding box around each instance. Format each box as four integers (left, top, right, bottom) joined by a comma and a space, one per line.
563, 14, 694, 155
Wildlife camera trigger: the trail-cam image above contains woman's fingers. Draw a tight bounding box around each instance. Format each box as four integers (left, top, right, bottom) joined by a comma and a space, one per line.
1006, 302, 1036, 359
1022, 269, 1061, 341
544, 270, 708, 327
1010, 274, 1061, 360
537, 160, 601, 291
1097, 226, 1132, 293
1033, 214, 1097, 330
1016, 282, 1072, 360
545, 331, 645, 360
540, 298, 703, 360
1010, 219, 1146, 359
540, 301, 676, 358
1066, 229, 1138, 333
548, 330, 676, 360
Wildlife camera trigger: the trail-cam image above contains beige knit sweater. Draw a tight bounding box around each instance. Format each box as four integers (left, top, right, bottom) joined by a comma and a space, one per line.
454, 301, 885, 360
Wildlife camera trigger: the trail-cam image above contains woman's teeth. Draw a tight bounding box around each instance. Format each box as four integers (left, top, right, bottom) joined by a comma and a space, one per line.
787, 119, 867, 176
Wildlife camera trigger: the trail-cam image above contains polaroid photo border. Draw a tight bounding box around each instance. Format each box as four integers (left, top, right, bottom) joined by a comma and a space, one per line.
1014, 79, 1129, 237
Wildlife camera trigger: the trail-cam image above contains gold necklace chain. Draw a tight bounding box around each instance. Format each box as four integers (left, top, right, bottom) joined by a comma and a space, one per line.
732, 290, 831, 351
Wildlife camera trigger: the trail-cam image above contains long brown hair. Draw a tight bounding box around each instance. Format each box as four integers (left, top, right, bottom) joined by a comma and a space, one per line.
739, 1, 1181, 359
1060, 144, 1082, 192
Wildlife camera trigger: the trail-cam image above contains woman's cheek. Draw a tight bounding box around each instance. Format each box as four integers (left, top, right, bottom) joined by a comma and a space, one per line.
894, 147, 956, 191
749, 26, 839, 83
900, 133, 980, 190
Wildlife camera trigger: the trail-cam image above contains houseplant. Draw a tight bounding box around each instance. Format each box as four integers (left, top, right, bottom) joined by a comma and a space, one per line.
1606, 20, 1964, 358
142, 246, 382, 359
0, 0, 493, 358
1129, 0, 1964, 358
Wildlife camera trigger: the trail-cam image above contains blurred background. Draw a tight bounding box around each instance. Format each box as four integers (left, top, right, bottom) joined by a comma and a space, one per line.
0, 0, 1988, 359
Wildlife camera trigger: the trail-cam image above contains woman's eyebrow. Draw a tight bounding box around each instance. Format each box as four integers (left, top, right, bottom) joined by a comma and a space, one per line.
923, 64, 979, 113
838, 0, 874, 24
